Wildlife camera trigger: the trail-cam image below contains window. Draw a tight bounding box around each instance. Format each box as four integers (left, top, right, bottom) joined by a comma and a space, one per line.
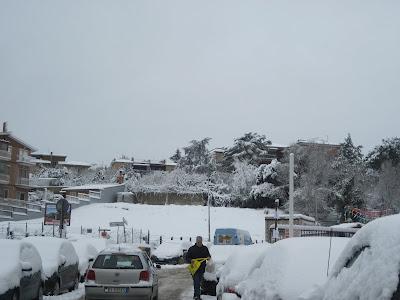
93, 254, 143, 269
344, 245, 370, 269
0, 162, 10, 175
17, 192, 25, 201
4, 189, 8, 199
0, 141, 9, 151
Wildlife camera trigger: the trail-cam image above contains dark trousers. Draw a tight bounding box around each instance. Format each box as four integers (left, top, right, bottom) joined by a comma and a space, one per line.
193, 271, 204, 298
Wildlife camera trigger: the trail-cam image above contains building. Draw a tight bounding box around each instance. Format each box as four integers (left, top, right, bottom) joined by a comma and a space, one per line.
31, 152, 67, 167
296, 139, 341, 157
110, 158, 177, 172
58, 161, 92, 174
265, 213, 316, 243
0, 122, 36, 200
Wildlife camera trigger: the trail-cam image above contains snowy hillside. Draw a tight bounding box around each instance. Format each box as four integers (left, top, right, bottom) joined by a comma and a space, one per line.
3, 203, 266, 242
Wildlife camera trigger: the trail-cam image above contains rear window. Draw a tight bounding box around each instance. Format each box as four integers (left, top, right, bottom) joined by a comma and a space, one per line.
93, 254, 143, 269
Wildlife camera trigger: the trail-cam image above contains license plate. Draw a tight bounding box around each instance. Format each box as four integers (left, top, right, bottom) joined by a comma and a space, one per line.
104, 287, 129, 293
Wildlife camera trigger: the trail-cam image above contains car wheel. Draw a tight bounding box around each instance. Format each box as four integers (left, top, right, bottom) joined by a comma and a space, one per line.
52, 280, 60, 296
36, 285, 43, 300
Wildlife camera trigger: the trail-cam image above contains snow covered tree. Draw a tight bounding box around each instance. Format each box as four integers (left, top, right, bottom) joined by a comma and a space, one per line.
222, 132, 272, 171
179, 138, 213, 174
366, 137, 400, 170
170, 149, 182, 163
230, 161, 257, 206
330, 134, 366, 222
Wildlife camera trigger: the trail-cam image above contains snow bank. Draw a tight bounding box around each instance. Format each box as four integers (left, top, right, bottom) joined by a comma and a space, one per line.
0, 240, 42, 295
237, 237, 349, 300
24, 237, 79, 278
303, 214, 400, 300
216, 243, 270, 295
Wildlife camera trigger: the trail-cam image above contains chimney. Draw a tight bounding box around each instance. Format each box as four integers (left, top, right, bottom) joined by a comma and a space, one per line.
2, 122, 7, 133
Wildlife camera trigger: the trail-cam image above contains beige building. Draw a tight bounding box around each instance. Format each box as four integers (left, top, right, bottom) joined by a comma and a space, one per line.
0, 122, 36, 200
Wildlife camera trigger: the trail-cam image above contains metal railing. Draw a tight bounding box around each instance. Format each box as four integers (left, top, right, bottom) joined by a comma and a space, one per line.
17, 155, 35, 164
0, 198, 43, 212
17, 177, 29, 186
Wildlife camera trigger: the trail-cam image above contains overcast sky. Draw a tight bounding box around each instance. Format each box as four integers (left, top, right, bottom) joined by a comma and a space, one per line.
1, 0, 399, 164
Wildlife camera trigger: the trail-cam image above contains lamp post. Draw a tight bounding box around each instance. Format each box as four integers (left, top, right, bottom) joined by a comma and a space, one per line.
274, 199, 279, 242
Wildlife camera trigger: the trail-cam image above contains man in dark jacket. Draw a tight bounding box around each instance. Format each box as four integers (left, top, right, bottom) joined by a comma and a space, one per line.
186, 236, 211, 300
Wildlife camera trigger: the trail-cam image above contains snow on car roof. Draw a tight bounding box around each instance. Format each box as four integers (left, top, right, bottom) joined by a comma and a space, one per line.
24, 237, 78, 278
0, 240, 42, 295
237, 237, 349, 300
152, 241, 191, 259
102, 243, 145, 255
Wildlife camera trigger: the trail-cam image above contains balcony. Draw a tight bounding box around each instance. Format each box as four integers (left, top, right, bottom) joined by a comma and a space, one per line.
0, 173, 9, 184
0, 149, 11, 161
17, 155, 35, 166
16, 177, 30, 186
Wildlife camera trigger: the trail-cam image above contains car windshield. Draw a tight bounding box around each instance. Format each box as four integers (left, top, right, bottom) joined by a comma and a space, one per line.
93, 254, 143, 269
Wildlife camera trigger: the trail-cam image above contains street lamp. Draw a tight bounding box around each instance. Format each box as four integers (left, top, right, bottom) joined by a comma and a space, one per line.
207, 178, 211, 243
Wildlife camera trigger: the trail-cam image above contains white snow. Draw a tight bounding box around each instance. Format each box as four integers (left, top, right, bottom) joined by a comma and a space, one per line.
66, 203, 265, 241
67, 234, 109, 253
24, 237, 79, 278
43, 283, 85, 300
216, 244, 270, 296
0, 240, 42, 295
70, 240, 98, 276
59, 161, 92, 167
236, 237, 349, 300
302, 214, 400, 300
330, 222, 363, 229
62, 183, 123, 191
152, 241, 191, 259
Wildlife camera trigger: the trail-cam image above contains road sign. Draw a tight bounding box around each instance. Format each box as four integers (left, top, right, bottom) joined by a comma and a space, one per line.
110, 222, 125, 227
56, 198, 70, 214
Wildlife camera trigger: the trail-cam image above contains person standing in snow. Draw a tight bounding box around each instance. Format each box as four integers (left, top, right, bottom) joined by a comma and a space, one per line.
186, 236, 211, 300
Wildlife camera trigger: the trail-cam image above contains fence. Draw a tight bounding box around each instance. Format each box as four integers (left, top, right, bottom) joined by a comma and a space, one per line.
269, 224, 359, 242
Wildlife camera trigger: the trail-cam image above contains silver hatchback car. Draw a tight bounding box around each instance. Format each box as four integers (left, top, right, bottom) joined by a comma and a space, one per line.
85, 247, 159, 300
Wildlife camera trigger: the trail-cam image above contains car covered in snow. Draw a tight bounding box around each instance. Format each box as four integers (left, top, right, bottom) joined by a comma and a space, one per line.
202, 244, 250, 296
216, 243, 270, 300
70, 240, 98, 282
0, 239, 43, 300
301, 214, 400, 300
85, 246, 159, 300
151, 241, 191, 265
233, 237, 349, 300
24, 237, 79, 296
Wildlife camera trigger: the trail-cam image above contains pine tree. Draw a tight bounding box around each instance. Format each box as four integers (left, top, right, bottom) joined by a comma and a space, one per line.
366, 137, 400, 170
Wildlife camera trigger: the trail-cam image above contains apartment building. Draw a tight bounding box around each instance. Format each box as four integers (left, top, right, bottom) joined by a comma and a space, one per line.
0, 122, 36, 200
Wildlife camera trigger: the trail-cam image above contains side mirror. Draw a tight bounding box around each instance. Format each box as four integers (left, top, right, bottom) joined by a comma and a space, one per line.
155, 264, 161, 269
21, 262, 33, 272
88, 258, 94, 263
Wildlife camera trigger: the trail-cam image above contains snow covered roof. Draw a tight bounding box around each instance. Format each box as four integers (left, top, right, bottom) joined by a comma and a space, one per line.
62, 183, 124, 191
0, 132, 37, 151
114, 159, 134, 163
330, 222, 363, 229
210, 148, 226, 153
265, 213, 316, 222
59, 161, 92, 167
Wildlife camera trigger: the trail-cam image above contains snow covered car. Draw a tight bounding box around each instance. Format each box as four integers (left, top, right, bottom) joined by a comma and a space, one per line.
202, 245, 248, 296
151, 241, 191, 265
0, 239, 43, 300
216, 243, 270, 300
301, 214, 400, 300
85, 247, 159, 300
70, 240, 98, 282
235, 237, 349, 300
24, 237, 79, 296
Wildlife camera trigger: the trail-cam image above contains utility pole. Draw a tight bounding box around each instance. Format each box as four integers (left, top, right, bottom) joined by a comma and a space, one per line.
274, 199, 279, 242
207, 178, 211, 243
289, 153, 294, 238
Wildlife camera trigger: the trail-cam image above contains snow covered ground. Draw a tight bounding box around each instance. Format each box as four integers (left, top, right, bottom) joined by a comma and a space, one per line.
2, 203, 266, 243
